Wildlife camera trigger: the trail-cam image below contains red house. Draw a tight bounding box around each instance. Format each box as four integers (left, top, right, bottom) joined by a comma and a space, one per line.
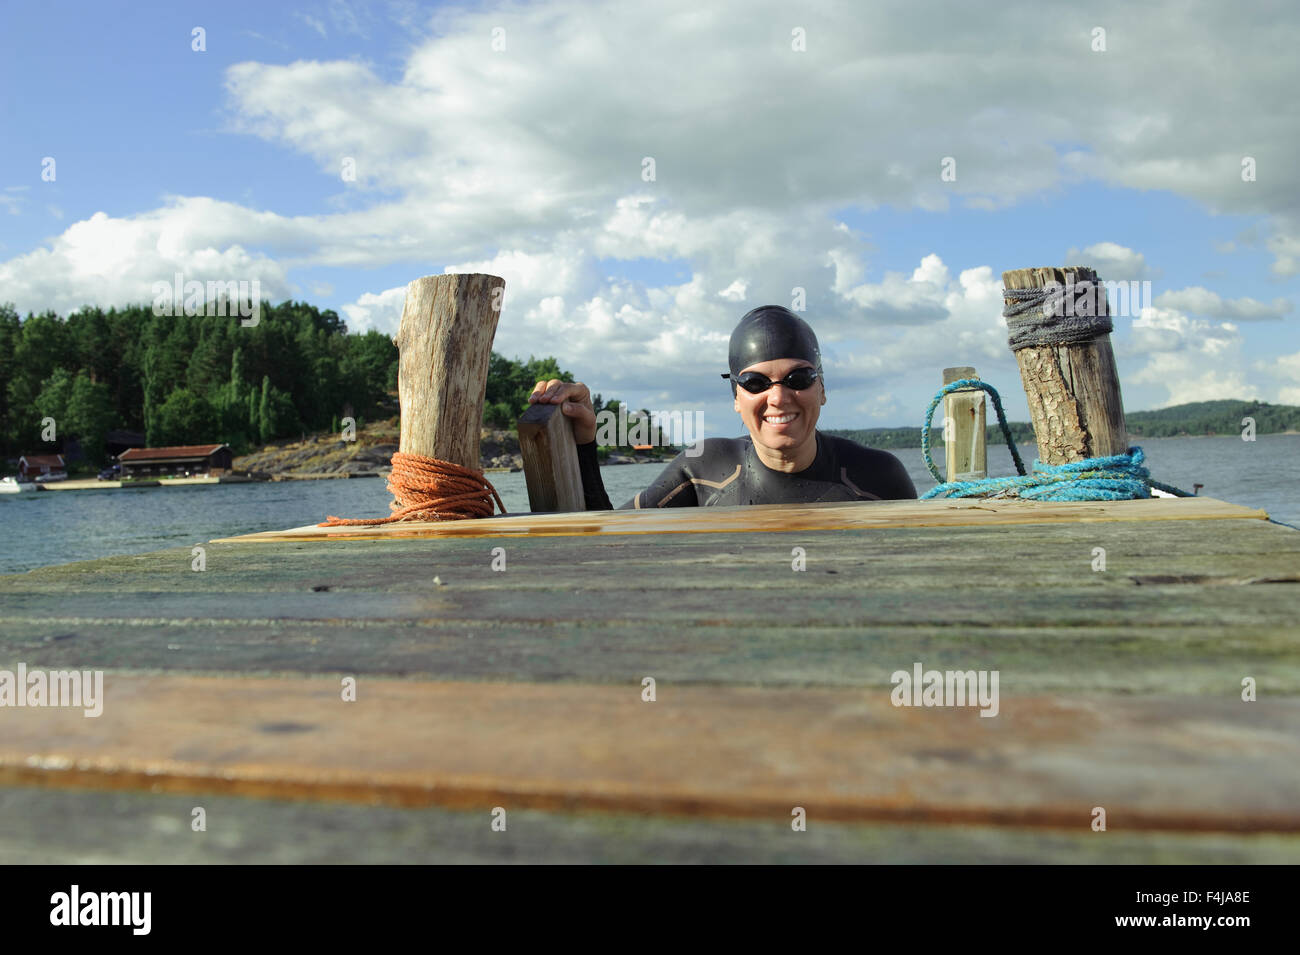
117, 444, 233, 479
18, 454, 66, 480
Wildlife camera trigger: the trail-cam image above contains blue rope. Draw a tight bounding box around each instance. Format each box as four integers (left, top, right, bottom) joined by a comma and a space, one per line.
919, 379, 1195, 501
921, 379, 1025, 482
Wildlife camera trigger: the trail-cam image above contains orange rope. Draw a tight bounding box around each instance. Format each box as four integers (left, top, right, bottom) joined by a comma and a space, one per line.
318, 451, 507, 526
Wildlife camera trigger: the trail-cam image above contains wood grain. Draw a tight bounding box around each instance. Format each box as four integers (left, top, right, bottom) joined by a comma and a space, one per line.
516, 401, 584, 512
3, 674, 1298, 832
1003, 266, 1129, 464
7, 787, 1297, 864
396, 274, 504, 470
942, 366, 986, 481
5, 520, 1298, 697
210, 496, 1269, 544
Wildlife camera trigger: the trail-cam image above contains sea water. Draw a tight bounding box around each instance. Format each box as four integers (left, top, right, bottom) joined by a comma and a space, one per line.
0, 434, 1295, 576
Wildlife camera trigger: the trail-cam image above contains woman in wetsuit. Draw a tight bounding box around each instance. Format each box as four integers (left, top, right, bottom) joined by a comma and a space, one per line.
527, 305, 917, 509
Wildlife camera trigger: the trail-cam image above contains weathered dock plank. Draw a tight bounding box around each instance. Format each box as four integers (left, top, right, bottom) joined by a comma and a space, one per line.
3, 520, 1297, 694
2, 502, 1296, 863
213, 496, 1270, 542
3, 674, 1298, 833
6, 787, 1298, 865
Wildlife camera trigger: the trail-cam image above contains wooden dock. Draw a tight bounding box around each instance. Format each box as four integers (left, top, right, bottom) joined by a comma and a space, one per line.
32, 475, 253, 491
2, 496, 1298, 863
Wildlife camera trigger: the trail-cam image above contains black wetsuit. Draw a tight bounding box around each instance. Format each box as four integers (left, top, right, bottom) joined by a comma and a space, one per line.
576, 431, 917, 510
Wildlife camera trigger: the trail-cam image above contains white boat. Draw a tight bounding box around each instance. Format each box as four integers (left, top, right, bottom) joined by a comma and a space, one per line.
0, 476, 38, 493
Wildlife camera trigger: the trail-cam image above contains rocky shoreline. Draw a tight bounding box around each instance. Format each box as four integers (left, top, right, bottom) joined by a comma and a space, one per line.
232, 418, 671, 480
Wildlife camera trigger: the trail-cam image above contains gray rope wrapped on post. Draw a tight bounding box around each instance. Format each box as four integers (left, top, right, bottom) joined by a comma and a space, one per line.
1003, 282, 1113, 351
1001, 265, 1127, 464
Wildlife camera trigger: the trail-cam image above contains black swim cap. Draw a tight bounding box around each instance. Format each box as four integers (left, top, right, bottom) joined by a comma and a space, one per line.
728, 306, 823, 379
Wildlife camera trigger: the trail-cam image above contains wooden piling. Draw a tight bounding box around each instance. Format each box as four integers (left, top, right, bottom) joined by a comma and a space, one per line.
517, 401, 584, 512
1002, 266, 1128, 465
942, 366, 986, 482
395, 274, 504, 471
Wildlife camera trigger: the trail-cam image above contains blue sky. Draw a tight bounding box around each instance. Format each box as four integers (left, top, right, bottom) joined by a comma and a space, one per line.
3, 0, 1299, 434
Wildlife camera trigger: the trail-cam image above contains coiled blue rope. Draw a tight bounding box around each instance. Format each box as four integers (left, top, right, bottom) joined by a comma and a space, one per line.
919, 379, 1195, 501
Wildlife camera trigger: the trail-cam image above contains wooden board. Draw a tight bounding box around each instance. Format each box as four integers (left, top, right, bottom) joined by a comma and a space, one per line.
1003, 266, 1129, 464
942, 366, 986, 481
5, 520, 1298, 695
8, 787, 1297, 864
212, 496, 1270, 544
395, 273, 503, 470
4, 510, 1296, 862
4, 674, 1298, 833
516, 401, 584, 512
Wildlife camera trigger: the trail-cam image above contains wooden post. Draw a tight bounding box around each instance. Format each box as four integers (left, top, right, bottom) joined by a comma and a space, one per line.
517, 402, 584, 512
1002, 266, 1128, 465
395, 274, 504, 471
942, 366, 986, 482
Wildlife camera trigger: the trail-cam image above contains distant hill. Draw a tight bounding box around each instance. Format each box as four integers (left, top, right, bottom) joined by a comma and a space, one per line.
828, 399, 1300, 450
1124, 399, 1299, 437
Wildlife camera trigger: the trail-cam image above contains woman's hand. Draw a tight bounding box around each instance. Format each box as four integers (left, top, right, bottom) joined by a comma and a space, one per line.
527, 379, 598, 444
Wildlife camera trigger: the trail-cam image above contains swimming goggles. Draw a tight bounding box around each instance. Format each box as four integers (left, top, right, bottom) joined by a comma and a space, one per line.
721, 368, 821, 394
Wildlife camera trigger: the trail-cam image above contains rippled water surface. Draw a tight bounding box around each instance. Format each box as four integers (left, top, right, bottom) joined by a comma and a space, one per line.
1, 434, 1295, 575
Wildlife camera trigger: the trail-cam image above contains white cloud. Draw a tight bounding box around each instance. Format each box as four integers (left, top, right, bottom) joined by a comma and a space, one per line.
1261, 350, 1300, 405
1273, 350, 1300, 379
4, 0, 1300, 424
834, 258, 1013, 387
1153, 286, 1292, 321
1266, 233, 1300, 278
837, 256, 950, 325
326, 0, 368, 38
213, 0, 1300, 274
0, 204, 293, 315
717, 279, 748, 302
294, 13, 328, 38
854, 392, 901, 421
15, 1, 1300, 297
1123, 307, 1260, 406
340, 285, 404, 334
1, 187, 25, 216
1064, 242, 1154, 281
445, 247, 586, 304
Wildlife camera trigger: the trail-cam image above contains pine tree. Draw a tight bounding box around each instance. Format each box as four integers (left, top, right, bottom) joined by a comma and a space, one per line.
259, 375, 272, 444
65, 371, 114, 464
230, 347, 245, 402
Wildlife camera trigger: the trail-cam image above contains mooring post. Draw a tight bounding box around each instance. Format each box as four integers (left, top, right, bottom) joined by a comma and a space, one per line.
942, 366, 986, 482
1002, 266, 1128, 465
517, 402, 584, 512
395, 273, 504, 470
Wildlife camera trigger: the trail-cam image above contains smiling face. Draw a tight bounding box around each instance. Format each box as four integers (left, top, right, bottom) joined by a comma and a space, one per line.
733, 357, 826, 468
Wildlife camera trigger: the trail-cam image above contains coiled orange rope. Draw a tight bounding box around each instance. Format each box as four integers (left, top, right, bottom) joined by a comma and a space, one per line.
318, 451, 507, 526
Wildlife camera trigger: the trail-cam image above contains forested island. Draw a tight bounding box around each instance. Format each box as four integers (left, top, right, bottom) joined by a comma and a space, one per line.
826, 399, 1300, 450
0, 301, 614, 469
2, 301, 1297, 472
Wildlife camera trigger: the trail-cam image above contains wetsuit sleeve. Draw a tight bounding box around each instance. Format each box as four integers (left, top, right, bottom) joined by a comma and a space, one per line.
575, 445, 703, 510
616, 452, 700, 509
879, 452, 918, 500
834, 437, 919, 500
575, 441, 613, 511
